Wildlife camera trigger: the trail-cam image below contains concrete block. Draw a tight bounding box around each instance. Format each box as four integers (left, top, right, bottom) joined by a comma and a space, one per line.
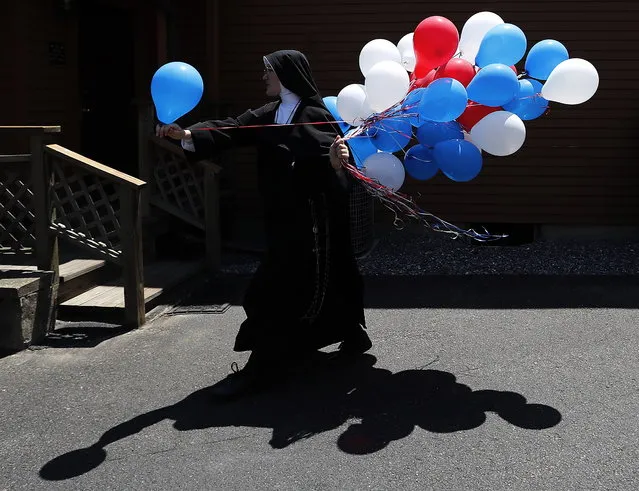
0, 269, 57, 353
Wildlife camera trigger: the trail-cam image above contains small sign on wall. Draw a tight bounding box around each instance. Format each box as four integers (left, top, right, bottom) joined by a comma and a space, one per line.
49, 42, 66, 65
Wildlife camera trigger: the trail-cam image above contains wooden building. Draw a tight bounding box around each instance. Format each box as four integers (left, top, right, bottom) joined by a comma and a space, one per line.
2, 0, 638, 236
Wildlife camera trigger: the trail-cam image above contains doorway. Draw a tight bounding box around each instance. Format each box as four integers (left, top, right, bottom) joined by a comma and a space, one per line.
78, 2, 137, 176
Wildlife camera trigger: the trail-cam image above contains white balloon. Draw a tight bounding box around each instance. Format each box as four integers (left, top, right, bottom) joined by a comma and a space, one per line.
463, 130, 482, 153
362, 152, 405, 191
397, 34, 416, 72
365, 61, 410, 113
337, 84, 367, 125
358, 93, 376, 122
359, 39, 401, 77
541, 58, 599, 105
470, 111, 526, 156
401, 49, 416, 72
458, 11, 504, 65
397, 33, 414, 54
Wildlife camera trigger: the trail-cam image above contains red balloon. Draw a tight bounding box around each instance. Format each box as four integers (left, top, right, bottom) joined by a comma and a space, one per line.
411, 69, 437, 90
412, 62, 433, 80
413, 16, 459, 74
457, 103, 500, 131
433, 59, 476, 87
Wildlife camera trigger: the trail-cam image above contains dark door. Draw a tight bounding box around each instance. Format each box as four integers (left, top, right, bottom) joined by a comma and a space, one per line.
78, 2, 137, 175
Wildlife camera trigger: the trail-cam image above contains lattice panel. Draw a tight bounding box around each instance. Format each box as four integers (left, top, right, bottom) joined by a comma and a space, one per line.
0, 167, 36, 253
152, 145, 205, 226
350, 180, 374, 257
50, 159, 122, 263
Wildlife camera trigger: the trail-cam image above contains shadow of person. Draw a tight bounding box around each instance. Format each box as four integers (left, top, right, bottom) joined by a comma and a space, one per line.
40, 353, 562, 480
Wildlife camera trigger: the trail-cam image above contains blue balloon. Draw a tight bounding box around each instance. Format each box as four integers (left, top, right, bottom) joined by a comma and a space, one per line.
151, 62, 203, 123
503, 79, 548, 120
525, 40, 569, 80
366, 117, 413, 152
404, 145, 439, 181
416, 120, 463, 147
476, 23, 527, 68
400, 88, 426, 127
345, 129, 378, 168
418, 78, 468, 123
467, 64, 519, 107
322, 96, 351, 133
433, 139, 483, 182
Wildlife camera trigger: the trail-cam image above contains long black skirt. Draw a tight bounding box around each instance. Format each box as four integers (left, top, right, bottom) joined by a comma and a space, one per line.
233, 193, 366, 353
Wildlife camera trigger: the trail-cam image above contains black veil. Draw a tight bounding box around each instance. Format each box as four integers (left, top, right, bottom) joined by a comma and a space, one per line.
264, 50, 328, 111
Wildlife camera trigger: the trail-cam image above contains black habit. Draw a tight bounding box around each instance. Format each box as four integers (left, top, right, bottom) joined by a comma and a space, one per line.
183, 50, 367, 355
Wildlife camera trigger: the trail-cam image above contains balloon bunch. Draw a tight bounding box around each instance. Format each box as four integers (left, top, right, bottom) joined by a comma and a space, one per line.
149, 16, 599, 240
326, 11, 600, 193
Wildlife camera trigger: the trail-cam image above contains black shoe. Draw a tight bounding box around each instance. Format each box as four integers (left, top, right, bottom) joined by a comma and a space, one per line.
210, 362, 263, 401
337, 326, 372, 356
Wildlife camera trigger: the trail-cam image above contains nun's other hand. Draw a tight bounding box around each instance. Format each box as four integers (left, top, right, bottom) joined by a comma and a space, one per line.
329, 136, 349, 170
155, 123, 186, 140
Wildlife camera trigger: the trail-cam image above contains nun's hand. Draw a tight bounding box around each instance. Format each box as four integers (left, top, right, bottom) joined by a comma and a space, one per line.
329, 137, 349, 170
155, 123, 190, 140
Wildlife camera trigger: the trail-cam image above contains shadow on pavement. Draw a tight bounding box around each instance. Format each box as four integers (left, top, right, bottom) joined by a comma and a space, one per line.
40, 353, 561, 481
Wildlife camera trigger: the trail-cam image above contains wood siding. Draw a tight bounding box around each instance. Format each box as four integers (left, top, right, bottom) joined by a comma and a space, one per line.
2, 1, 637, 226
0, 1, 80, 152
209, 0, 639, 225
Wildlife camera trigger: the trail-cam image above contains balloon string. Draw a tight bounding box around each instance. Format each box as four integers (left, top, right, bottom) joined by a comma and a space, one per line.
335, 93, 506, 240
186, 94, 505, 241
187, 88, 542, 135
340, 160, 505, 242
464, 95, 549, 112
190, 120, 348, 131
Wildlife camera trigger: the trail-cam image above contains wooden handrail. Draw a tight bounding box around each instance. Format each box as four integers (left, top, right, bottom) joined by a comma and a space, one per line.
148, 135, 222, 174
0, 126, 61, 135
45, 144, 146, 188
0, 154, 30, 163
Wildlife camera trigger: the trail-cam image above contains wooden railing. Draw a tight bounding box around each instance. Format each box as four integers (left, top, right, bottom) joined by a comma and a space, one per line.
1, 125, 149, 327
0, 154, 36, 254
0, 126, 61, 276
136, 100, 225, 271
135, 101, 375, 262
44, 144, 147, 327
144, 134, 223, 271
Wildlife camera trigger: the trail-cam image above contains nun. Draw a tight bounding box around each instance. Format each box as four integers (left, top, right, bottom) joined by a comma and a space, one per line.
157, 50, 371, 399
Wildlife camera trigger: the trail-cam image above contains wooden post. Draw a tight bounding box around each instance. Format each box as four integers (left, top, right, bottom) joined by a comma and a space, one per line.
119, 186, 145, 327
31, 134, 59, 280
31, 133, 59, 337
137, 101, 155, 216
204, 163, 221, 271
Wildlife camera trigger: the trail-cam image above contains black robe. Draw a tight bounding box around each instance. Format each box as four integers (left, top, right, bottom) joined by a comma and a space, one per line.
184, 51, 366, 353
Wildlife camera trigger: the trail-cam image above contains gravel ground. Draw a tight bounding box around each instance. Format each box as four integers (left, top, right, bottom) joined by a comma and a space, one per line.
219, 226, 639, 276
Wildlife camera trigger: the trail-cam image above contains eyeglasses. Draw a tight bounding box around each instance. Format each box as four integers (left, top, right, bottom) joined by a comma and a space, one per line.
263, 68, 275, 75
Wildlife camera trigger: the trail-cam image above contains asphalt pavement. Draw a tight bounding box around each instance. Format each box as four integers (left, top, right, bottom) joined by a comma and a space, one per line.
1, 273, 638, 490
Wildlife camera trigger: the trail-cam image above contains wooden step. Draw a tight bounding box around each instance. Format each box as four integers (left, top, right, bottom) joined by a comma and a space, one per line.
1, 259, 105, 280
59, 260, 202, 316
59, 259, 107, 282
58, 259, 113, 303
1, 259, 111, 303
